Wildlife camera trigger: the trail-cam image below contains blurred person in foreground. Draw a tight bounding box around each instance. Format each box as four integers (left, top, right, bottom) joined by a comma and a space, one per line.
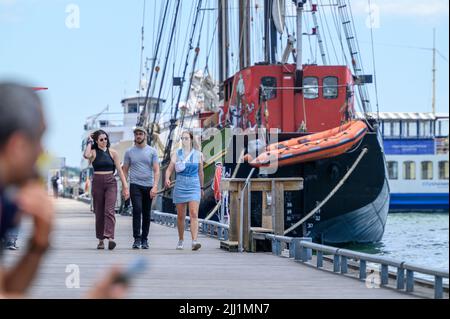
0, 82, 126, 298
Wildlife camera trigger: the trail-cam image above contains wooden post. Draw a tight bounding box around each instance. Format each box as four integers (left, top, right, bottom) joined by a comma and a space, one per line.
242, 181, 252, 251
261, 191, 272, 229
274, 182, 285, 235
228, 187, 240, 243
221, 178, 302, 252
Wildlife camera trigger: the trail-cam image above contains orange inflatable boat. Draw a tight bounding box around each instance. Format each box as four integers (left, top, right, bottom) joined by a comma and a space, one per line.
249, 120, 368, 168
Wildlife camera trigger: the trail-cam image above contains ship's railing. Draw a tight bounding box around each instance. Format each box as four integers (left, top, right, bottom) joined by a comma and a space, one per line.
255, 233, 449, 299
84, 112, 125, 130
152, 211, 230, 241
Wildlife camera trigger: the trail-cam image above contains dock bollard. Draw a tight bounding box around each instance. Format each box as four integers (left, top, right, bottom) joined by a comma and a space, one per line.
299, 238, 312, 261
317, 251, 323, 268
333, 255, 340, 273
381, 264, 389, 286
397, 267, 405, 290
292, 239, 302, 261
406, 270, 414, 292
289, 241, 295, 258
271, 239, 281, 256
359, 260, 367, 280
341, 256, 348, 274
435, 276, 443, 299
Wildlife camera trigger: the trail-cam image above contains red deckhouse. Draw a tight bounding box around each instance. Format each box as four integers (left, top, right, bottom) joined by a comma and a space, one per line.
222, 64, 355, 134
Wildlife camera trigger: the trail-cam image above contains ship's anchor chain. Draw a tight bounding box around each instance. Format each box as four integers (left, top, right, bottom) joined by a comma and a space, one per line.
283, 147, 369, 236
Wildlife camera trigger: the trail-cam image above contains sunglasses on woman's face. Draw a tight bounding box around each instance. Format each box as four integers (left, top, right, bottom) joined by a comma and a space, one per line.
181, 136, 190, 141
99, 138, 108, 142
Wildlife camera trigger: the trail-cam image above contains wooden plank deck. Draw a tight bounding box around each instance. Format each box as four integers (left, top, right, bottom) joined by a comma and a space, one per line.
2, 199, 419, 299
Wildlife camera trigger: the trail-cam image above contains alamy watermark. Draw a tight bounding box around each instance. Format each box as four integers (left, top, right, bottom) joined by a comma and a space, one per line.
198, 127, 280, 175
65, 264, 81, 289
65, 4, 80, 29
366, 3, 381, 29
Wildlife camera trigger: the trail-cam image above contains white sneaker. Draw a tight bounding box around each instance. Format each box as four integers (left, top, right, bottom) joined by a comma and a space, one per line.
176, 240, 184, 250
192, 240, 201, 251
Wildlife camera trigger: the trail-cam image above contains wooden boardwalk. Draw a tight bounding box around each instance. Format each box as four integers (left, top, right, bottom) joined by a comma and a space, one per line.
3, 199, 420, 299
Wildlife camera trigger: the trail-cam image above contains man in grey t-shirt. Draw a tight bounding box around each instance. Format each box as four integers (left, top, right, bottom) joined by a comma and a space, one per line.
123, 126, 160, 249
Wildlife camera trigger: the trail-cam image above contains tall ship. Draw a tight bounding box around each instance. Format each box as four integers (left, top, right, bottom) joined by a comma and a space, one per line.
82, 0, 391, 244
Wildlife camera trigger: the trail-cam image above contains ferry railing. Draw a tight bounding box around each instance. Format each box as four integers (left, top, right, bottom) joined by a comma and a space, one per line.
152, 211, 229, 241
255, 233, 449, 299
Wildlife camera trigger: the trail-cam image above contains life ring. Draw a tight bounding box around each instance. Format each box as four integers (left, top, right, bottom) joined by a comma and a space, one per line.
213, 163, 223, 202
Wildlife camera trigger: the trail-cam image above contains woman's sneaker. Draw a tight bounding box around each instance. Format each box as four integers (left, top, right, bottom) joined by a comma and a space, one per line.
192, 240, 201, 251
176, 240, 184, 250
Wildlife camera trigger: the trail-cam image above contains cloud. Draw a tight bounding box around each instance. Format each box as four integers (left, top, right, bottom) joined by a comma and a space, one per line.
351, 0, 449, 17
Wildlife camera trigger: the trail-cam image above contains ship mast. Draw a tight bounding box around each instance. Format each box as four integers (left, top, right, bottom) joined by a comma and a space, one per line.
294, 0, 307, 92
239, 0, 251, 69
432, 28, 436, 116
218, 0, 230, 82
264, 0, 278, 63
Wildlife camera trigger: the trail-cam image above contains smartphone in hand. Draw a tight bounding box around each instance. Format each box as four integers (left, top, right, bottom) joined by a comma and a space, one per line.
113, 257, 149, 285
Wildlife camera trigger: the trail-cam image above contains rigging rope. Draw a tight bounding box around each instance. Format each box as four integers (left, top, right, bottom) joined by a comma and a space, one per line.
138, 0, 171, 130
163, 0, 205, 163
367, 0, 381, 120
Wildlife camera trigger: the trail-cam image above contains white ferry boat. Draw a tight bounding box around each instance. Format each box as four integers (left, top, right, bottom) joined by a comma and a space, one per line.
379, 112, 449, 212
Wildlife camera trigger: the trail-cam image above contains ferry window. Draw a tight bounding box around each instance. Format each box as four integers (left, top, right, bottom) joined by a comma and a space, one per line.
421, 161, 433, 180
403, 161, 416, 180
439, 161, 449, 180
402, 121, 417, 138
392, 121, 401, 137
437, 119, 449, 137
387, 161, 398, 180
323, 77, 338, 99
303, 77, 319, 99
128, 103, 138, 113
260, 77, 277, 101
419, 121, 432, 138
383, 122, 392, 137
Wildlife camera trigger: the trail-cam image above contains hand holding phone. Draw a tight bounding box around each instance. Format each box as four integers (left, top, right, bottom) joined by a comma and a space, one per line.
113, 257, 149, 285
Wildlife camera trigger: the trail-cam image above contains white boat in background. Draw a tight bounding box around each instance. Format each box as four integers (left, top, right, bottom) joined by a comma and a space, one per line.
378, 112, 449, 212
78, 96, 164, 200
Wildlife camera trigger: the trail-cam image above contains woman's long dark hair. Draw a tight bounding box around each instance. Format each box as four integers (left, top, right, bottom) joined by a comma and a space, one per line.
91, 130, 111, 150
